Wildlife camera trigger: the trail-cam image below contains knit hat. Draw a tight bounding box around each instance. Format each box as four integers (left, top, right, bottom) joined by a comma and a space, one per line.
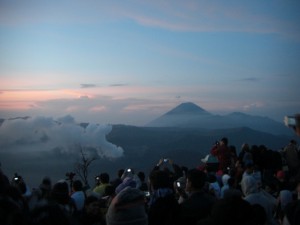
106, 187, 148, 225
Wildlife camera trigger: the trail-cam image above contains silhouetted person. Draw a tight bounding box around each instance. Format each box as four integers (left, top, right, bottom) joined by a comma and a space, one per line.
178, 169, 216, 225
106, 187, 148, 225
148, 170, 179, 225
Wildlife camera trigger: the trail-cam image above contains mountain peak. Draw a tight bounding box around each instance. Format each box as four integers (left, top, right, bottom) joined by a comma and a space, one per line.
165, 102, 210, 116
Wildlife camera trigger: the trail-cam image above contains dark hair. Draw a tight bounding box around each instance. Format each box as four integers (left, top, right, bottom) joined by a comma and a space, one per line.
187, 169, 206, 189
85, 196, 99, 206
72, 180, 83, 191
137, 171, 145, 182
104, 184, 115, 196
227, 177, 235, 187
51, 181, 69, 205
118, 169, 125, 178
149, 170, 170, 190
221, 137, 228, 146
206, 197, 258, 225
30, 204, 70, 225
99, 173, 110, 184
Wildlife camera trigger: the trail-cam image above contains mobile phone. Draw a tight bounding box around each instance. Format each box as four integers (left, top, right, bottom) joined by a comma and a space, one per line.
163, 158, 168, 162
127, 168, 131, 172
176, 182, 181, 187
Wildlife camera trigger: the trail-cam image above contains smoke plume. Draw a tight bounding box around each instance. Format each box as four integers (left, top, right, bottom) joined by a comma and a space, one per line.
0, 115, 124, 158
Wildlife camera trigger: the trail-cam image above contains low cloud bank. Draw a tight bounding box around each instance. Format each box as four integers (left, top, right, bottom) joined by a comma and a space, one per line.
0, 115, 124, 158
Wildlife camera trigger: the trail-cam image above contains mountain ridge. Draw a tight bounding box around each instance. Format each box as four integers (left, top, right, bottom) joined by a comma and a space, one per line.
146, 102, 291, 136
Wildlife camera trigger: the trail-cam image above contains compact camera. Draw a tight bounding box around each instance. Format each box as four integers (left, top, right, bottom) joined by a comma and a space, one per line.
66, 172, 76, 180
284, 116, 296, 127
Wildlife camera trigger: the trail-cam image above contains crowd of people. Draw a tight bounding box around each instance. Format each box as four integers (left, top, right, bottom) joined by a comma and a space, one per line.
1, 137, 300, 225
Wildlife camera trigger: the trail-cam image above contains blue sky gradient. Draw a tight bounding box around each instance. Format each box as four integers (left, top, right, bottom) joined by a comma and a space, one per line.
0, 0, 299, 125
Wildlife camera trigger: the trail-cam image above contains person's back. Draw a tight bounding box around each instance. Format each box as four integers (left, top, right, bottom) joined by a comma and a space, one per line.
198, 197, 264, 225
241, 175, 278, 225
147, 170, 179, 225
106, 187, 148, 225
71, 180, 85, 212
178, 169, 216, 225
93, 173, 110, 197
216, 138, 231, 171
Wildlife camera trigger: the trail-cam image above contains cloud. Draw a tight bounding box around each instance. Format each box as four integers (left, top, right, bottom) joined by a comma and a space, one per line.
0, 116, 124, 158
243, 102, 264, 111
1, 1, 299, 39
89, 106, 107, 112
109, 83, 128, 87
81, 84, 97, 89
237, 77, 260, 82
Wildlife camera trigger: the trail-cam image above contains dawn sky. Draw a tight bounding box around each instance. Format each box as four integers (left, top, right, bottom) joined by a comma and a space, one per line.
1, 0, 300, 126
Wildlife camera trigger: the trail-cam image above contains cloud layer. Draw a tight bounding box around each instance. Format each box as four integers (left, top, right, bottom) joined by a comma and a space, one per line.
0, 115, 124, 158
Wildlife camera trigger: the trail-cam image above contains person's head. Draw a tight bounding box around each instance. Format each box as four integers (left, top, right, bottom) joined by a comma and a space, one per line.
39, 176, 52, 193
276, 170, 285, 182
72, 180, 83, 192
198, 197, 260, 225
99, 173, 110, 184
241, 176, 258, 197
104, 184, 116, 197
220, 137, 228, 146
30, 204, 71, 225
241, 143, 249, 152
50, 180, 70, 205
84, 196, 101, 216
106, 187, 148, 225
222, 174, 231, 186
244, 161, 254, 174
227, 177, 235, 188
149, 170, 170, 191
186, 169, 206, 192
137, 171, 145, 182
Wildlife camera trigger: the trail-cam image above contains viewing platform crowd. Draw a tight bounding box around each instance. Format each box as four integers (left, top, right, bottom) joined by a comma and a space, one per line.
1, 138, 300, 225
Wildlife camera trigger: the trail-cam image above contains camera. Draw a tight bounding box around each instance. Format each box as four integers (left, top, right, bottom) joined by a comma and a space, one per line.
163, 158, 168, 163
13, 173, 21, 183
66, 172, 76, 180
284, 116, 296, 127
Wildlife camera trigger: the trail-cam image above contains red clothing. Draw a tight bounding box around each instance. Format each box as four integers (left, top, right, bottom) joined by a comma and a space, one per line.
210, 145, 231, 171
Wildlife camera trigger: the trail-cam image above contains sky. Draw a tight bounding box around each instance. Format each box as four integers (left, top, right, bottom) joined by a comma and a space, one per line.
1, 0, 300, 126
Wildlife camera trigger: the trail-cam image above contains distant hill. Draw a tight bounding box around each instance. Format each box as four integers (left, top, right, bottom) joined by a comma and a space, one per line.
104, 124, 293, 174
147, 102, 291, 136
